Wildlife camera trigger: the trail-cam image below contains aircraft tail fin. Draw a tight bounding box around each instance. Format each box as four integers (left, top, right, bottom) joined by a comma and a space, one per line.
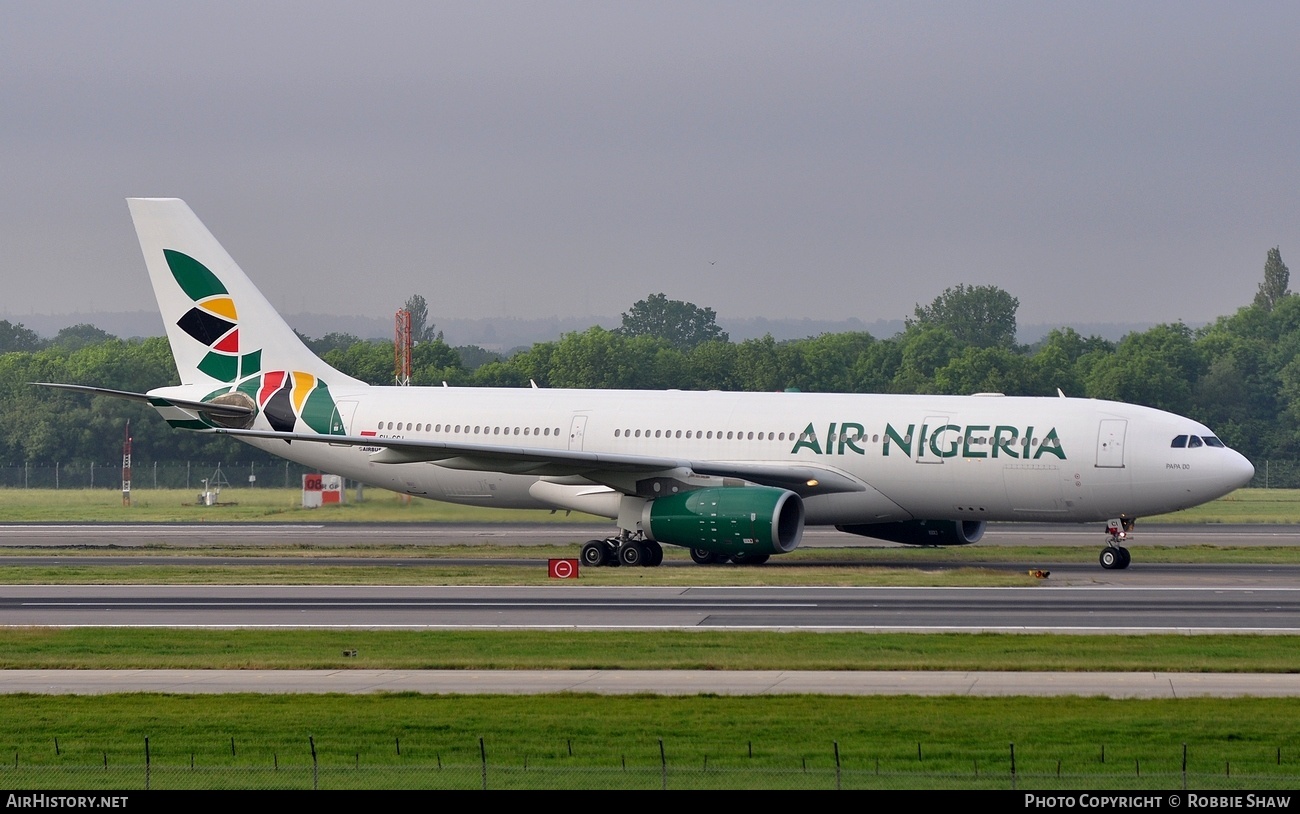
128, 198, 364, 434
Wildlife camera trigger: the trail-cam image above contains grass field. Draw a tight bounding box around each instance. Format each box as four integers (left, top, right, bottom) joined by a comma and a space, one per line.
0, 487, 606, 523
0, 628, 1298, 672
0, 560, 1043, 586
3, 486, 1300, 524
1, 694, 1298, 789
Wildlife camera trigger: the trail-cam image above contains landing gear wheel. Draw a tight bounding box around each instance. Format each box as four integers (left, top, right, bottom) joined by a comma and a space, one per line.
642, 540, 664, 567
1100, 545, 1132, 570
690, 548, 721, 565
730, 552, 770, 566
581, 540, 608, 567
618, 542, 645, 567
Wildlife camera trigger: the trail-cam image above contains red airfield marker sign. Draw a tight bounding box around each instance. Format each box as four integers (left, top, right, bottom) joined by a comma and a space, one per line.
549, 558, 579, 579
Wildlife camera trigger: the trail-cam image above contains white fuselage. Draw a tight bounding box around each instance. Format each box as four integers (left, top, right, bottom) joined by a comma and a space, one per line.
233, 385, 1255, 526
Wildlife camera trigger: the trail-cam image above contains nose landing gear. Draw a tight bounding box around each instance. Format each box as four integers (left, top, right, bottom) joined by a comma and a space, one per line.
1099, 517, 1134, 570
1099, 546, 1130, 569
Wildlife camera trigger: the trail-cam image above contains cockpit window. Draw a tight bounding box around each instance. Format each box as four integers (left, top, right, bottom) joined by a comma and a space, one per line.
1172, 434, 1226, 449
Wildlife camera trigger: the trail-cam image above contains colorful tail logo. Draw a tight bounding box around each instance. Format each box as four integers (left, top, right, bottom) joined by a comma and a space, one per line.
167, 250, 345, 435
166, 249, 261, 383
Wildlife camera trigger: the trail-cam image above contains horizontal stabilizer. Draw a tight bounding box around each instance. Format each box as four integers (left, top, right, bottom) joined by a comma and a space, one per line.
34, 382, 255, 418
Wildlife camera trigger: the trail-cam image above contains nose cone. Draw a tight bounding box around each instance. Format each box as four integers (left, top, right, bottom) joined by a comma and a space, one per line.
1229, 451, 1256, 490
1181, 448, 1256, 510
1183, 449, 1255, 510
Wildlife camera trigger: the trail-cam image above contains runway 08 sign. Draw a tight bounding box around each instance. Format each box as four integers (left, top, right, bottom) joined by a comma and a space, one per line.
548, 558, 579, 579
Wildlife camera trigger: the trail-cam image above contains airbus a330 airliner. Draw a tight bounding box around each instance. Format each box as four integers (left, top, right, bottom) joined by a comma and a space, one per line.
42, 199, 1255, 570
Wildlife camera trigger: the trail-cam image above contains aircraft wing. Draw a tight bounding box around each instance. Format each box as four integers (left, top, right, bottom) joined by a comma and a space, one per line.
213, 427, 867, 496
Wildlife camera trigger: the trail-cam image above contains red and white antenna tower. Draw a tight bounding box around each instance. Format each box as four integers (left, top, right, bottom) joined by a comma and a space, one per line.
121, 420, 132, 508
395, 308, 412, 386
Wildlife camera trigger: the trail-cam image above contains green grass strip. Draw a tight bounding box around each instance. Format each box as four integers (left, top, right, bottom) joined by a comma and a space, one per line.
1, 629, 1298, 672
2, 486, 1299, 523
1, 694, 1299, 779
0, 561, 1039, 586
0, 488, 604, 523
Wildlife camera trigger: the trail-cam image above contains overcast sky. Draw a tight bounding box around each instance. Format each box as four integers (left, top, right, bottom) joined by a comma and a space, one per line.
2, 1, 1297, 331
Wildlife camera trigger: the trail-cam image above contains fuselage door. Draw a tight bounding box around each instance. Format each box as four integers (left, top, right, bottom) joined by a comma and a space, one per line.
330, 400, 359, 445
568, 414, 588, 451
1096, 419, 1127, 468
916, 416, 949, 464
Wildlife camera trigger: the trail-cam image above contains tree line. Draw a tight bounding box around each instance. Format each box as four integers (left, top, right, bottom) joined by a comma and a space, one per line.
0, 249, 1292, 478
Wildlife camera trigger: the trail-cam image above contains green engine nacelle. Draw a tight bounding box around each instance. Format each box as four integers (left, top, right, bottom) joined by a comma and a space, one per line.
642, 486, 805, 556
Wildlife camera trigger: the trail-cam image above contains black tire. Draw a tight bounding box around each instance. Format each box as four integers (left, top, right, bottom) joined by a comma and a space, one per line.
731, 552, 770, 566
1117, 547, 1131, 569
642, 541, 664, 567
581, 540, 607, 567
690, 548, 718, 565
1099, 548, 1120, 570
619, 542, 644, 567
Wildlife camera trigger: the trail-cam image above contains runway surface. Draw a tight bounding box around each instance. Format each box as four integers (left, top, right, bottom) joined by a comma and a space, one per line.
3, 584, 1300, 632
2, 669, 1297, 698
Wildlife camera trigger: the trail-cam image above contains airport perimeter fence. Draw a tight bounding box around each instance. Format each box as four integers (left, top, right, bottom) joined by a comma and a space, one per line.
0, 739, 1298, 791
1, 762, 1299, 791
1253, 460, 1300, 489
0, 461, 321, 491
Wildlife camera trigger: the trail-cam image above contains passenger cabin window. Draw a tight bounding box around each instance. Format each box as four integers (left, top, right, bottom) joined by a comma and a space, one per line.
1171, 435, 1188, 448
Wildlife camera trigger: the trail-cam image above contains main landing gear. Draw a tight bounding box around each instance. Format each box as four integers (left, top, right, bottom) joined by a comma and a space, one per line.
579, 535, 771, 567
580, 535, 664, 568
1099, 517, 1134, 570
